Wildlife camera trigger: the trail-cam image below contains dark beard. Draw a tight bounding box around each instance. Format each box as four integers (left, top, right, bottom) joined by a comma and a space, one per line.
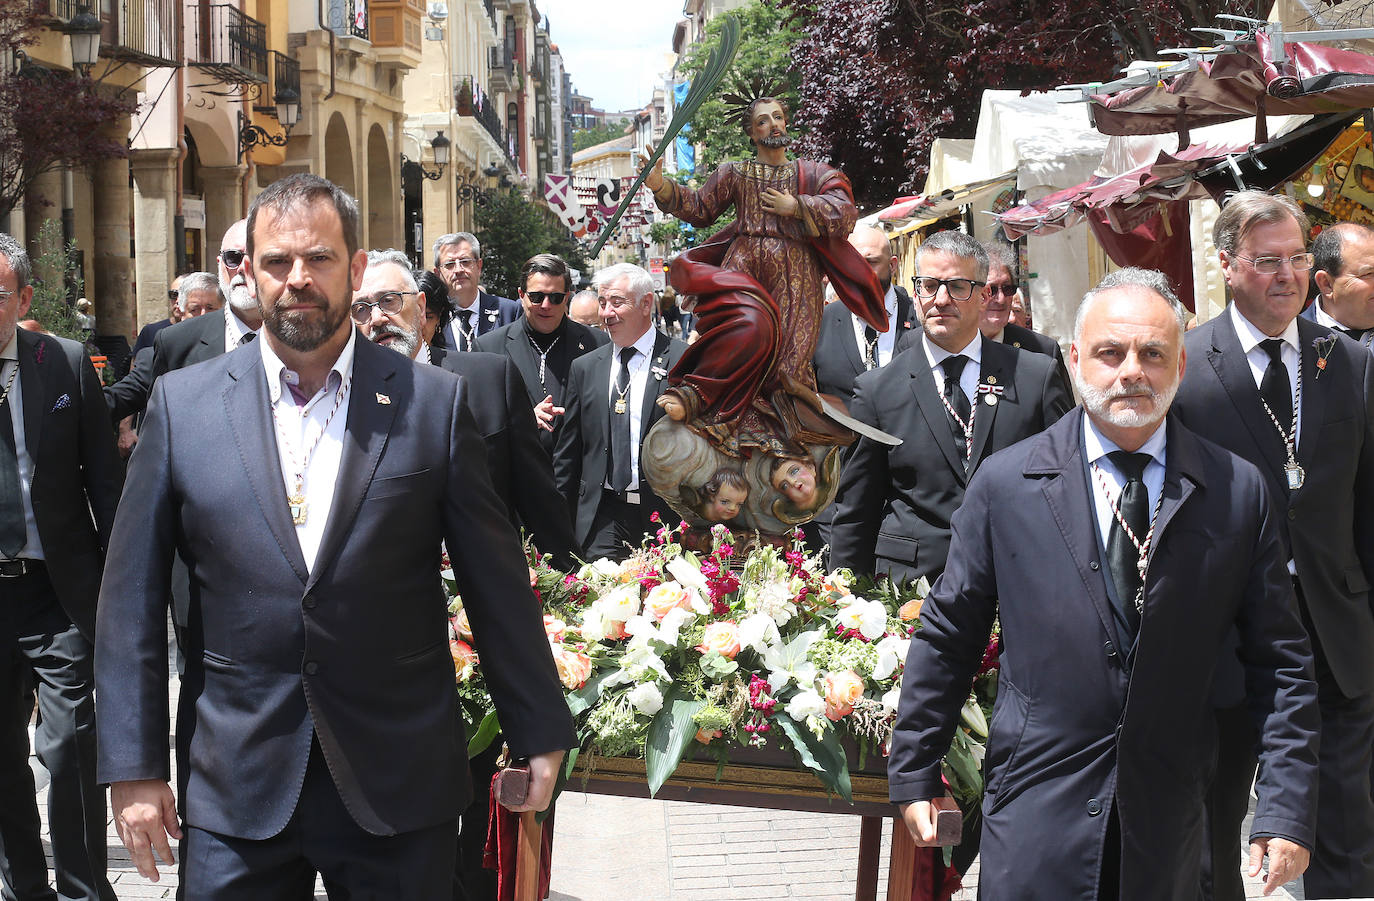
264, 287, 350, 352
757, 134, 791, 149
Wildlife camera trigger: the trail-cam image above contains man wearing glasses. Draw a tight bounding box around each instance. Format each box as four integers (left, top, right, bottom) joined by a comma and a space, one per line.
476, 253, 606, 455
976, 242, 1070, 391
431, 232, 520, 353
830, 230, 1071, 584
105, 220, 262, 423
1173, 191, 1374, 900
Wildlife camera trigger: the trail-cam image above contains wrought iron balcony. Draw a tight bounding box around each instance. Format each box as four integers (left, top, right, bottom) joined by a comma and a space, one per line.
327, 0, 369, 41
190, 4, 267, 84
253, 50, 299, 115
103, 0, 180, 67
488, 45, 513, 93
456, 75, 515, 164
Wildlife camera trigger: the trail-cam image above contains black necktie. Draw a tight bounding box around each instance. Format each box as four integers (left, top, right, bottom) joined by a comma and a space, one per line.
1106, 450, 1151, 642
609, 347, 636, 491
863, 325, 879, 370
1258, 338, 1292, 436
941, 355, 971, 464
457, 310, 474, 352
1341, 326, 1368, 343
240, 332, 256, 346
0, 363, 25, 558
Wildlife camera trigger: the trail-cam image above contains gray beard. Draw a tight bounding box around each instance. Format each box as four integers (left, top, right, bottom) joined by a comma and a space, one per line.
1073, 372, 1177, 430
370, 323, 420, 359
224, 276, 256, 312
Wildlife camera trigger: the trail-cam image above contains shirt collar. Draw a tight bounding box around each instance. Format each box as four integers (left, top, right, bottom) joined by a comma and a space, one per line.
1310, 298, 1344, 330
453, 293, 480, 314
1229, 302, 1299, 355
921, 331, 983, 372
415, 341, 431, 365
620, 327, 658, 360
225, 306, 257, 342
854, 285, 899, 327
260, 327, 356, 405
1083, 412, 1168, 469
0, 332, 16, 362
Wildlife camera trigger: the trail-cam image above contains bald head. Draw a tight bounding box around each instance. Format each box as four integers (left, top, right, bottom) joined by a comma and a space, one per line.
569, 289, 601, 329
1312, 222, 1374, 331
848, 224, 895, 291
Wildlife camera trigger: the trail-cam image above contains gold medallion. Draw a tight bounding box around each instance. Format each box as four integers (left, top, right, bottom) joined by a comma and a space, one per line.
289, 494, 307, 525
614, 398, 627, 414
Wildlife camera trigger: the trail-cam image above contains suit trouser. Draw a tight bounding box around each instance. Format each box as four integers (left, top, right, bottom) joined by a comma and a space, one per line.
586, 491, 655, 562
1201, 702, 1258, 901
0, 566, 113, 901
177, 738, 456, 901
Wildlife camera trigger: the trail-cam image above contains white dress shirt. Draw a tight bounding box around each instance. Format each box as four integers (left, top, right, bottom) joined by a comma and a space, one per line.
850, 284, 900, 369
260, 329, 356, 572
223, 306, 258, 353
922, 332, 982, 403
0, 335, 41, 559
446, 297, 480, 350
1082, 414, 1167, 556
1229, 303, 1302, 446
605, 327, 659, 491
414, 341, 431, 365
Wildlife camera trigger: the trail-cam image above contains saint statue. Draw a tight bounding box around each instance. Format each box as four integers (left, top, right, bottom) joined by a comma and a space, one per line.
639, 91, 888, 530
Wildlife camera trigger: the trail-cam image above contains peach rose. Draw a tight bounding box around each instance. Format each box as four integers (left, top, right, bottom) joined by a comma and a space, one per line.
823, 670, 865, 721
898, 598, 924, 622
645, 582, 695, 621
451, 608, 474, 640
450, 639, 479, 682
696, 620, 741, 660
543, 615, 567, 642
605, 619, 629, 641
553, 645, 593, 690
695, 727, 723, 744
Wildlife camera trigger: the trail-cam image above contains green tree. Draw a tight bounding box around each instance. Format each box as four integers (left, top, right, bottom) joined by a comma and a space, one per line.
677, 2, 802, 177
571, 118, 631, 153
27, 218, 83, 342
476, 191, 590, 296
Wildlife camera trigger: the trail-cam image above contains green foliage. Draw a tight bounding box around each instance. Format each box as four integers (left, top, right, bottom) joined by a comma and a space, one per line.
27, 219, 82, 342
678, 2, 802, 176
648, 219, 682, 250
475, 191, 589, 296
571, 118, 631, 154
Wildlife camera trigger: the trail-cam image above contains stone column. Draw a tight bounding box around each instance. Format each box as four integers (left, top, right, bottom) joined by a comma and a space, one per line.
92, 152, 135, 338
131, 149, 179, 334
200, 165, 246, 254
23, 167, 63, 259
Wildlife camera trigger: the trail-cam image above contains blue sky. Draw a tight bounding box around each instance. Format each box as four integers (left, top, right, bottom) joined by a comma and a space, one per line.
537, 0, 683, 113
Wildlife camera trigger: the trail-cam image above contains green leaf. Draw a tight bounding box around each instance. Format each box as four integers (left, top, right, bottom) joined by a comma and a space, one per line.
645, 687, 706, 797
466, 709, 501, 758
566, 669, 615, 718
943, 735, 983, 798
776, 717, 853, 802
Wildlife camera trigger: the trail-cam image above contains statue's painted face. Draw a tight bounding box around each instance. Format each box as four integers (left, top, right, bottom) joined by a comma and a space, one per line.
748, 101, 788, 148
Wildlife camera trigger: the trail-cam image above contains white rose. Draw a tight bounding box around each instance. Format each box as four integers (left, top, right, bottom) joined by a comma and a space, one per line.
738, 613, 780, 654
580, 605, 609, 642
881, 685, 902, 715
872, 635, 911, 681
786, 688, 827, 722
838, 598, 888, 642
602, 584, 642, 622
628, 682, 665, 716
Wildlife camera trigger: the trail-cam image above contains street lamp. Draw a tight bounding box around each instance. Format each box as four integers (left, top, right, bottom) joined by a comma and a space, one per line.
66, 5, 102, 76
403, 131, 451, 181
275, 87, 300, 131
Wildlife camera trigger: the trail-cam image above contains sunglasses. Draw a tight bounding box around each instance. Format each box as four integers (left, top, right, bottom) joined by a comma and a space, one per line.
167, 290, 178, 301
525, 290, 568, 306
220, 249, 245, 269
986, 284, 1019, 297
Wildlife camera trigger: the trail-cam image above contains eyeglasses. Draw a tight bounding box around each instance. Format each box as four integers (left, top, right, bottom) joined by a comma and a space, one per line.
525, 290, 568, 306
440, 257, 480, 272
985, 283, 1019, 297
913, 276, 985, 301
167, 290, 178, 302
1234, 252, 1315, 274
349, 291, 416, 324
0, 289, 13, 305
219, 249, 245, 269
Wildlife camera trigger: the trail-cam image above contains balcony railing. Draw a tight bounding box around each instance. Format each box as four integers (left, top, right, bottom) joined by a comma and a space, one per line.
327, 0, 369, 41
102, 0, 180, 67
46, 0, 77, 21
190, 4, 267, 84
253, 50, 299, 113
488, 45, 513, 93
455, 75, 516, 165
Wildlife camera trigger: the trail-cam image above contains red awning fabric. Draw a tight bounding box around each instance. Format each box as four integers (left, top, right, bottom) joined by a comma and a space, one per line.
1090, 32, 1374, 137
875, 174, 1017, 229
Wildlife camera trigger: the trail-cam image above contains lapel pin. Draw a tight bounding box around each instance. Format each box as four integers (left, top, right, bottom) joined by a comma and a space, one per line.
985, 394, 998, 406
485, 310, 498, 323
986, 376, 997, 385
1314, 335, 1336, 378
376, 393, 391, 405
977, 382, 1005, 407
651, 365, 668, 380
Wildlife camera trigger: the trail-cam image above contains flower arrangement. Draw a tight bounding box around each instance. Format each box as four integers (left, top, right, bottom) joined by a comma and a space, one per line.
445, 521, 997, 808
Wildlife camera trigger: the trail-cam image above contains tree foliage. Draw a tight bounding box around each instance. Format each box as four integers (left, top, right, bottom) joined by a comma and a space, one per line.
678, 2, 803, 177
0, 1, 138, 220
571, 118, 632, 153
475, 191, 589, 296
779, 0, 1264, 209
27, 219, 83, 342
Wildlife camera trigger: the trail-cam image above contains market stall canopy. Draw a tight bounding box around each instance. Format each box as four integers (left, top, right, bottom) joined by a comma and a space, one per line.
875, 172, 1016, 231
1080, 19, 1374, 138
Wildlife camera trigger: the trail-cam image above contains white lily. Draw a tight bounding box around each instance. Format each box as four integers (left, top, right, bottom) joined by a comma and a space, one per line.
763, 630, 821, 693
785, 688, 826, 722
738, 613, 780, 654
872, 635, 911, 681
837, 597, 888, 642
665, 555, 709, 592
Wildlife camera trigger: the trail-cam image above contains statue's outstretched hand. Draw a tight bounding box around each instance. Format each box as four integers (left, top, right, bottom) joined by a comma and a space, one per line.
641, 143, 665, 192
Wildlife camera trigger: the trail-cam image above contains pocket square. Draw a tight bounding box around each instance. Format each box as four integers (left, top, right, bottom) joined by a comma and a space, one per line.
50, 393, 70, 412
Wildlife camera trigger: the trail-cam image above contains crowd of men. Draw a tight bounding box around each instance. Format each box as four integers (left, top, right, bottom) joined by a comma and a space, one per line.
4, 172, 1374, 899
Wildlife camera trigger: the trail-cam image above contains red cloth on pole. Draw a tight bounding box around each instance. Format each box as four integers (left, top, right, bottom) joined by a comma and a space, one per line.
482, 775, 554, 901
1086, 202, 1196, 312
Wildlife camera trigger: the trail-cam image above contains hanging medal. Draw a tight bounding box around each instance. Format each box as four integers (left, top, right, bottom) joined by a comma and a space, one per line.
1257, 359, 1303, 490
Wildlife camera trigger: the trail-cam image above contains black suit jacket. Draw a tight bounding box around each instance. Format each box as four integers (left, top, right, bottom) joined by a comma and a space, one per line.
11, 330, 123, 639
812, 286, 917, 403
889, 409, 1317, 896
552, 331, 687, 551
95, 337, 574, 840
1173, 310, 1374, 700
1001, 322, 1071, 391
430, 345, 578, 568
435, 290, 522, 351
131, 317, 172, 355
473, 317, 608, 455
830, 336, 1072, 583
105, 309, 235, 422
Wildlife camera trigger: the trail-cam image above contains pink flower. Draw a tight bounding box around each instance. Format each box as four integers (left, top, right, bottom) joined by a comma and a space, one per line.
697, 620, 741, 659
543, 615, 566, 642
823, 670, 865, 721
450, 639, 479, 682
645, 582, 695, 621
552, 645, 592, 690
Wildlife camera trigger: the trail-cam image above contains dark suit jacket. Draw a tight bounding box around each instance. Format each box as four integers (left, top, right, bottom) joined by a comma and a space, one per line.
131, 317, 172, 356
552, 330, 687, 551
1300, 301, 1374, 352
105, 308, 234, 423
812, 286, 917, 403
473, 317, 608, 456
1172, 311, 1374, 700
889, 409, 1318, 899
95, 337, 574, 840
830, 336, 1072, 583
434, 290, 522, 350
430, 344, 578, 568
898, 320, 1071, 397
12, 330, 122, 640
